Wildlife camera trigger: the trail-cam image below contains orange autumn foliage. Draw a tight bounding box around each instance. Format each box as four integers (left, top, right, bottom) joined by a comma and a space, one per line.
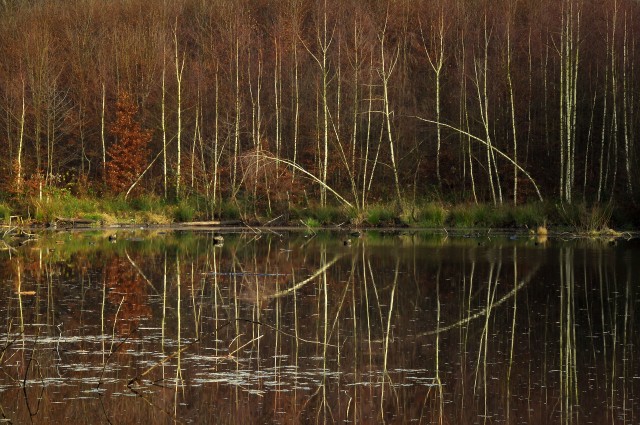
106, 92, 152, 195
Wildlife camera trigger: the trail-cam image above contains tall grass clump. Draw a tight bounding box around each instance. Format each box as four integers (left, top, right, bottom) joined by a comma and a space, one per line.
310, 204, 347, 225
31, 188, 97, 222
365, 204, 396, 226
414, 203, 447, 227
173, 199, 198, 222
558, 202, 613, 233
218, 200, 241, 220
448, 204, 479, 227
510, 203, 546, 228
302, 217, 321, 228
0, 202, 11, 224
101, 196, 130, 215
130, 194, 166, 212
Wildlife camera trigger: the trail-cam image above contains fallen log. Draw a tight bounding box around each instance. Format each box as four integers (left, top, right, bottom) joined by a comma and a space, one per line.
180, 220, 244, 227
54, 217, 97, 227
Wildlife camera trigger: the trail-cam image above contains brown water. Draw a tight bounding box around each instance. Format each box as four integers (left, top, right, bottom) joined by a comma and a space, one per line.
0, 229, 638, 424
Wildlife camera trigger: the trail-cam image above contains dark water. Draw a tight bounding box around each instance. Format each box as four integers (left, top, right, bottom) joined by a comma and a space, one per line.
0, 229, 638, 424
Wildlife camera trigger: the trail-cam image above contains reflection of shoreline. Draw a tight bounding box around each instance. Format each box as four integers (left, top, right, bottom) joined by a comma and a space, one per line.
0, 233, 637, 424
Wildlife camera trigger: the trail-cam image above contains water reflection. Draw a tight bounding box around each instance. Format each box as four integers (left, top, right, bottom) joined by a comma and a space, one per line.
0, 230, 638, 424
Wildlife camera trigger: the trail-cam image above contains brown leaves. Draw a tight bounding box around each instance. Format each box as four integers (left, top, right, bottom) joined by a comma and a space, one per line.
106, 92, 152, 195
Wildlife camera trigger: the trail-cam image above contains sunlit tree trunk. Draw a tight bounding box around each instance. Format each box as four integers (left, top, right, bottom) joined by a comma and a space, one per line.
507, 22, 518, 205
274, 36, 281, 168
292, 36, 299, 183
232, 34, 241, 198
101, 83, 106, 183
380, 11, 403, 209
161, 51, 167, 199
622, 14, 633, 197
609, 1, 619, 201
174, 26, 185, 200
559, 0, 581, 204
191, 94, 200, 190
597, 34, 609, 203
421, 12, 445, 188
319, 0, 331, 207
361, 56, 375, 210
474, 14, 500, 205
212, 64, 220, 214
16, 80, 25, 192
458, 29, 477, 203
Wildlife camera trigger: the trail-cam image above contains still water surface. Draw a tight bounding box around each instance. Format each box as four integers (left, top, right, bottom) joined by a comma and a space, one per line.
0, 229, 638, 424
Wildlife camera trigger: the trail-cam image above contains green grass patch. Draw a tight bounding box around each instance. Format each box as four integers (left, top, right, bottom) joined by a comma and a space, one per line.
173, 199, 197, 222
31, 188, 98, 222
510, 203, 546, 228
448, 204, 477, 227
414, 203, 448, 227
308, 205, 347, 225
218, 200, 241, 220
302, 217, 321, 228
130, 194, 166, 212
366, 204, 396, 226
557, 202, 612, 233
0, 203, 11, 224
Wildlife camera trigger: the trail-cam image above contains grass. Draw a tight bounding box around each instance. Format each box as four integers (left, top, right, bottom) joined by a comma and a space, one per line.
1, 188, 636, 232
312, 205, 347, 225
173, 199, 197, 222
302, 217, 321, 228
557, 202, 613, 233
413, 203, 448, 227
365, 204, 396, 226
0, 203, 11, 224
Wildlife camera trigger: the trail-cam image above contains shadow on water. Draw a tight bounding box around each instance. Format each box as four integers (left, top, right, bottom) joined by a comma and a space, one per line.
0, 229, 638, 423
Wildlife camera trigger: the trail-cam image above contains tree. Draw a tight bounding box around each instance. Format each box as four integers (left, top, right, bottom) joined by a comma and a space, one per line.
106, 91, 152, 195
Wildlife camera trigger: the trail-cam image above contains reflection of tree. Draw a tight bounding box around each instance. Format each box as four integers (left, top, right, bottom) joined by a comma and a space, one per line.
105, 256, 151, 334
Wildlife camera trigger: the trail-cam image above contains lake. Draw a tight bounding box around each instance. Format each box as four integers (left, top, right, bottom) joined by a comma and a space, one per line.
0, 229, 638, 424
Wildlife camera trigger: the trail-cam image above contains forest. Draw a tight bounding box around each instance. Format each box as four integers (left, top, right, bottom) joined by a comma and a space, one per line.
0, 0, 639, 227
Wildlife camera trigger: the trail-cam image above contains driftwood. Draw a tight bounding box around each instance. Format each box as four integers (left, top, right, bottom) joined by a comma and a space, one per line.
180, 220, 244, 227
54, 217, 97, 227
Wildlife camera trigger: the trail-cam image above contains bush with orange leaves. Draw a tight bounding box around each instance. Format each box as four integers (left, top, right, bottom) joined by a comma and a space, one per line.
106, 92, 152, 195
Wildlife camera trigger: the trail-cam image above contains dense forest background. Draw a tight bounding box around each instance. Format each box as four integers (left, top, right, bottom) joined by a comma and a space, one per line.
1, 0, 639, 217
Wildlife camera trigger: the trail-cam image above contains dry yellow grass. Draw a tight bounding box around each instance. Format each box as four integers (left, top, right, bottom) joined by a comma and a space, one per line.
536, 225, 548, 236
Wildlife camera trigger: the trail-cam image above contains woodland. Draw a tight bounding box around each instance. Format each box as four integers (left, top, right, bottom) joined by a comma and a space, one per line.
0, 0, 639, 227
